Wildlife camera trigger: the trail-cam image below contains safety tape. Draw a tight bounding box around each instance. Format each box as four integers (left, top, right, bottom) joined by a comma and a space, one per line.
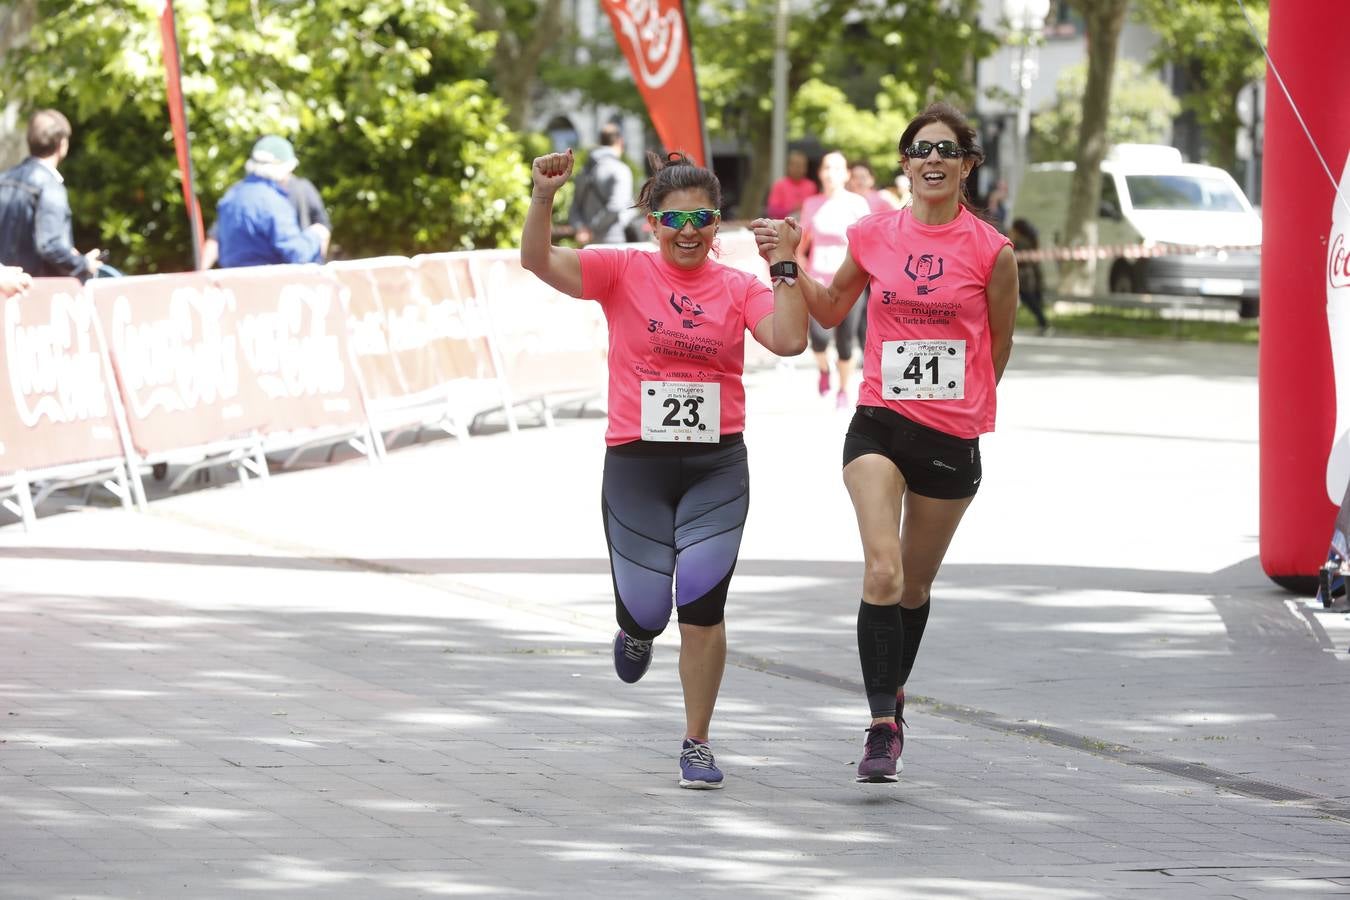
1013, 243, 1261, 263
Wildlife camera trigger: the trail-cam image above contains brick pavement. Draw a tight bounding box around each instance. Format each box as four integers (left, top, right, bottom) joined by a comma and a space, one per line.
2, 336, 1348, 898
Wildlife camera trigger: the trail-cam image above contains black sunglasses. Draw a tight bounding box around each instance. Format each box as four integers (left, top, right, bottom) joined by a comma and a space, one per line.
903, 140, 965, 160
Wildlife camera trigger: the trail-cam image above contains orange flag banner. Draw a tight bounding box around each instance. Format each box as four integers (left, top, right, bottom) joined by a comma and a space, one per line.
600, 1, 709, 167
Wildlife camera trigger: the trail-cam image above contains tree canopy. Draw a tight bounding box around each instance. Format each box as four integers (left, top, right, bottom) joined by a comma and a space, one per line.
1, 0, 534, 274
1030, 58, 1180, 162
689, 0, 997, 218
1135, 0, 1268, 174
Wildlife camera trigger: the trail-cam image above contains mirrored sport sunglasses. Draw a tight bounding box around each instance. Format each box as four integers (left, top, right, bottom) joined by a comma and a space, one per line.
903, 140, 966, 160
652, 208, 721, 229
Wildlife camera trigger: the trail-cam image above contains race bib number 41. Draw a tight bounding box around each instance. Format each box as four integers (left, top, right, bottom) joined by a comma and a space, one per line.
641, 381, 720, 443
880, 340, 966, 400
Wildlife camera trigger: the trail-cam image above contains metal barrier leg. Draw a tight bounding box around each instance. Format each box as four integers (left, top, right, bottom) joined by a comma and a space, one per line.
16, 475, 36, 531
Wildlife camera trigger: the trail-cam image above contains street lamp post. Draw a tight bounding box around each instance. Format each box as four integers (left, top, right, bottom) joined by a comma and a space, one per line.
770, 0, 790, 183
1002, 0, 1050, 224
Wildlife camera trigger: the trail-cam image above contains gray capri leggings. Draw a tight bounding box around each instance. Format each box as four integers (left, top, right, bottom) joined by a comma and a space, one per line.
601, 434, 749, 640
808, 290, 867, 358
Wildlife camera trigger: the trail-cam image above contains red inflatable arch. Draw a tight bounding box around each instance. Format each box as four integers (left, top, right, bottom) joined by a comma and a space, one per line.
1260, 0, 1350, 591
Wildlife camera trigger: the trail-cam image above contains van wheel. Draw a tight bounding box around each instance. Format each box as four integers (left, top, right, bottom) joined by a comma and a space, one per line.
1239, 298, 1259, 320
1109, 262, 1136, 294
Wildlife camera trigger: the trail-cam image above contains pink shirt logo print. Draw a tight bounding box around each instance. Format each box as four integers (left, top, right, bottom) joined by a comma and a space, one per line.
904, 254, 945, 296
668, 292, 707, 329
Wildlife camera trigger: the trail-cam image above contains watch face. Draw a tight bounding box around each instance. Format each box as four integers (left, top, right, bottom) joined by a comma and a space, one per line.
771, 261, 798, 277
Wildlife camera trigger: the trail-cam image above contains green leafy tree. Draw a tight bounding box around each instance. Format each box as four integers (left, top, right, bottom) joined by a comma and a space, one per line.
0, 0, 533, 274
789, 78, 918, 180
1135, 0, 1267, 174
689, 0, 997, 218
1030, 58, 1179, 161
468, 0, 565, 132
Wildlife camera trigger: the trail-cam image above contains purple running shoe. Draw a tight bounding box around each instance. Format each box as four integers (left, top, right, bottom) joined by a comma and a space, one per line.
856, 722, 902, 783
612, 630, 653, 683
679, 738, 724, 789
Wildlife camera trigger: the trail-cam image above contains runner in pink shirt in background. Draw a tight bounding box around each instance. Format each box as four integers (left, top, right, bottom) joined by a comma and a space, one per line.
522, 148, 807, 791
799, 151, 871, 408
765, 149, 818, 219
847, 160, 904, 215
753, 101, 1019, 785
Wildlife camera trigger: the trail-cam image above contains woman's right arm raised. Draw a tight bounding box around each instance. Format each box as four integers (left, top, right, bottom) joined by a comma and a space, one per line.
520, 150, 585, 298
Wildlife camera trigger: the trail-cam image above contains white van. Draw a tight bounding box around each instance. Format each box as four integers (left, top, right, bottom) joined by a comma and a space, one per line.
1015, 144, 1262, 317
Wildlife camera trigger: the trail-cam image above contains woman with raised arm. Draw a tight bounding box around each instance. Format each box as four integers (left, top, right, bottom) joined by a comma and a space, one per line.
754, 102, 1019, 784
522, 148, 807, 790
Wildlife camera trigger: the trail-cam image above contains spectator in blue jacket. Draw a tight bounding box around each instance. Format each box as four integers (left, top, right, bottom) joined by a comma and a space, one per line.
214, 136, 329, 268
0, 109, 103, 280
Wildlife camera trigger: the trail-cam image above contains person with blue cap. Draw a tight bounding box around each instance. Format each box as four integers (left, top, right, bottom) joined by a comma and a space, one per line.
213, 135, 330, 268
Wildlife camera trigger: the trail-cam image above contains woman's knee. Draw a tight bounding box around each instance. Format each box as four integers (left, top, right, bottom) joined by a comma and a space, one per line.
898, 581, 932, 608
862, 555, 902, 598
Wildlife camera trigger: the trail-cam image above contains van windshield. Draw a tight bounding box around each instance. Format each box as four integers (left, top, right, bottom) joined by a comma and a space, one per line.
1124, 175, 1246, 212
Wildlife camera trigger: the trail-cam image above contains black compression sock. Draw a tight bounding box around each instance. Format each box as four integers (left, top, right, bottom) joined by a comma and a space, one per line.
857, 600, 902, 719
897, 600, 931, 688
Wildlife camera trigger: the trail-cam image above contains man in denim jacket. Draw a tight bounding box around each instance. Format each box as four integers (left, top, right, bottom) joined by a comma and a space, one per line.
0, 109, 103, 280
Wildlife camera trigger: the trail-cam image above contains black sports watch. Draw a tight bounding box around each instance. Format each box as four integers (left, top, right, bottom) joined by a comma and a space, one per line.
769, 260, 798, 285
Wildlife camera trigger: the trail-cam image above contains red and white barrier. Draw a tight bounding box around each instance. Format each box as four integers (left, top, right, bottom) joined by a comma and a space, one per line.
0, 278, 138, 528
0, 231, 789, 526
1012, 242, 1260, 263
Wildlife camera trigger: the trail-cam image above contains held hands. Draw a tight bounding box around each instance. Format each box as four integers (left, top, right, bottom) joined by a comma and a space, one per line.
750, 216, 801, 263
532, 149, 574, 196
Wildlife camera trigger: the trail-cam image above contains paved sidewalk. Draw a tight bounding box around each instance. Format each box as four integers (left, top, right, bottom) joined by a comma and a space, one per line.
2, 336, 1349, 898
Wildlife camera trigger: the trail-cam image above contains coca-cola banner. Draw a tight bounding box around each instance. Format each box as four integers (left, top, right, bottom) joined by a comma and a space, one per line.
1259, 0, 1350, 588
333, 254, 503, 410
0, 278, 124, 476
206, 266, 366, 434
92, 268, 366, 458
466, 250, 608, 403
410, 253, 500, 387
331, 258, 420, 403
601, 0, 709, 167
91, 272, 253, 456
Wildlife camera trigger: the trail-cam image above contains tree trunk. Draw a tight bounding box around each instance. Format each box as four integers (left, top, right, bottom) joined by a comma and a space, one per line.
1207, 111, 1241, 174
737, 118, 775, 220
0, 0, 37, 168
471, 0, 564, 132
1061, 0, 1131, 296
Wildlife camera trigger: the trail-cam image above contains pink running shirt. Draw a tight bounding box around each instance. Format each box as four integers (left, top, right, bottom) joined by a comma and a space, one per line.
765, 176, 819, 219
800, 190, 871, 284
846, 206, 1011, 437
578, 247, 776, 446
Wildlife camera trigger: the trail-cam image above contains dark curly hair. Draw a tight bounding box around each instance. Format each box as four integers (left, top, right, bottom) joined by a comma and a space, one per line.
635, 151, 722, 214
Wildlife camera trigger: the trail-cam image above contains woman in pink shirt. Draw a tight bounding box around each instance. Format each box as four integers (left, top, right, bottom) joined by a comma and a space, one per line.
799, 151, 872, 408
522, 149, 807, 790
755, 102, 1018, 784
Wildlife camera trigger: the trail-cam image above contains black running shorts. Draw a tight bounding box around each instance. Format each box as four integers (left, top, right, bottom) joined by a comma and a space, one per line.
842, 405, 981, 500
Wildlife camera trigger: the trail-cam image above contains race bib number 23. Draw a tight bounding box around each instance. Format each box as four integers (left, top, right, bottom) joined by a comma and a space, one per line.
880, 340, 966, 400
641, 381, 721, 443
